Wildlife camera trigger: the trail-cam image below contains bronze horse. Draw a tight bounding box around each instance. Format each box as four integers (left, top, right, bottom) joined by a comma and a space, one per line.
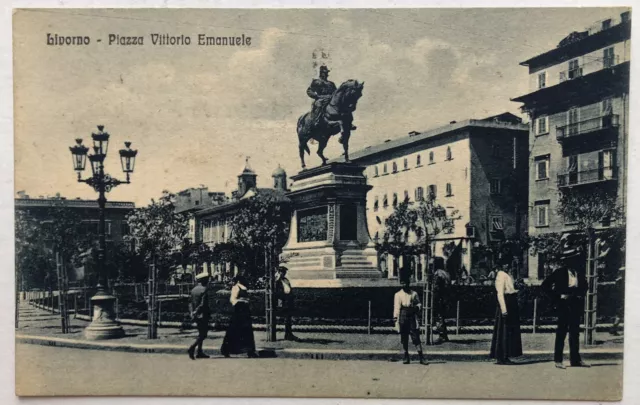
297, 79, 364, 168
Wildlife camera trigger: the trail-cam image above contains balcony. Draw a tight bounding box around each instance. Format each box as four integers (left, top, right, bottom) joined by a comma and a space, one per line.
557, 166, 617, 188
556, 114, 619, 141
559, 55, 620, 83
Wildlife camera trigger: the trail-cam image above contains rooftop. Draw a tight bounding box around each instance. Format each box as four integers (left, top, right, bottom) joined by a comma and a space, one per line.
15, 198, 135, 209
519, 12, 631, 71
344, 112, 528, 163
195, 187, 289, 218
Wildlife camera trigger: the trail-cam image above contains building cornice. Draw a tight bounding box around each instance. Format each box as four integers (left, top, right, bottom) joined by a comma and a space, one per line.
520, 19, 631, 73
15, 198, 135, 209
345, 120, 527, 164
512, 61, 630, 113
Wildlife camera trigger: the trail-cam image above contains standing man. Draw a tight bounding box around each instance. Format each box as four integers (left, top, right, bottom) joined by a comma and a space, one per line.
432, 257, 451, 344
393, 266, 427, 365
541, 234, 590, 369
275, 266, 299, 341
188, 272, 211, 360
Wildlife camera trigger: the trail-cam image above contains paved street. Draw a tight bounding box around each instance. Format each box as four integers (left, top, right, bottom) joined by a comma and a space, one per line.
16, 343, 622, 399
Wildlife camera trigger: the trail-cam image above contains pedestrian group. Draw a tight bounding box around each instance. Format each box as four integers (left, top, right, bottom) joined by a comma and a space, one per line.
187, 234, 606, 368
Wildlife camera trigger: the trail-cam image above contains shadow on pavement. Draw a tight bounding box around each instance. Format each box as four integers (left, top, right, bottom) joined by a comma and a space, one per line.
294, 338, 344, 345
588, 363, 621, 367
513, 359, 551, 365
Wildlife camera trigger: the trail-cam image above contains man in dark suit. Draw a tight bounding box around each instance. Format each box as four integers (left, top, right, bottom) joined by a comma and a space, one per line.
276, 266, 299, 341
541, 234, 590, 369
188, 272, 211, 360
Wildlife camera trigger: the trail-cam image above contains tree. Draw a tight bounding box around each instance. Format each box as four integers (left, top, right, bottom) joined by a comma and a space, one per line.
228, 192, 291, 280
15, 200, 92, 332
125, 191, 190, 280
125, 191, 189, 339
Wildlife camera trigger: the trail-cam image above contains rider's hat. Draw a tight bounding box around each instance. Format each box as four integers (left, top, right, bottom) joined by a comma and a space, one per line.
319, 65, 330, 73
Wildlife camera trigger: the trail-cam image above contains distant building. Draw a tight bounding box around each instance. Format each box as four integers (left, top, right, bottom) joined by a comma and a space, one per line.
175, 187, 228, 243
190, 160, 289, 280
348, 112, 529, 280
512, 11, 630, 281
15, 192, 135, 281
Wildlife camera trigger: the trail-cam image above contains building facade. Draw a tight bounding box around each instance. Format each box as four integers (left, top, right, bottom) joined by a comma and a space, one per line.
512, 11, 631, 281
348, 113, 529, 280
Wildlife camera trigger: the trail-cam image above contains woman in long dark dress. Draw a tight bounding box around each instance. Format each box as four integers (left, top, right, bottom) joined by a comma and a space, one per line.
221, 275, 258, 358
489, 258, 523, 365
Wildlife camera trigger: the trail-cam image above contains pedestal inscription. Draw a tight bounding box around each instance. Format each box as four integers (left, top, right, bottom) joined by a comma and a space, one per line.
281, 162, 380, 284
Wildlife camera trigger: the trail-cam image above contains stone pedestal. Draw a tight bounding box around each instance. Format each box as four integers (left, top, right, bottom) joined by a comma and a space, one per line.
84, 291, 125, 340
281, 163, 380, 283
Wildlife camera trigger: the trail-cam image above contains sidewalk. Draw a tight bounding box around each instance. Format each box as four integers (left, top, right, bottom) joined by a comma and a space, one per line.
16, 302, 624, 361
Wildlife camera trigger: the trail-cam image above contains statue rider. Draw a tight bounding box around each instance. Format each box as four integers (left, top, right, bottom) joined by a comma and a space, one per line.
306, 65, 356, 142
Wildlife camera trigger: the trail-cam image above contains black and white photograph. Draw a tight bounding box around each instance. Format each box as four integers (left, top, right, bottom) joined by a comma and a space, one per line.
10, 6, 632, 400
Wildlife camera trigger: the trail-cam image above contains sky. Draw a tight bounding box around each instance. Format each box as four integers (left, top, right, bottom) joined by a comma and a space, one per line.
12, 7, 627, 206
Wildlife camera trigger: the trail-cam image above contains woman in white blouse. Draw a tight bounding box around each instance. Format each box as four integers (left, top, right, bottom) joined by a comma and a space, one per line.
489, 257, 523, 365
220, 274, 258, 358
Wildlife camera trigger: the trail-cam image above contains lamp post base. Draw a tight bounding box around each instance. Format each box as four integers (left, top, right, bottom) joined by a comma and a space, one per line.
84, 291, 124, 340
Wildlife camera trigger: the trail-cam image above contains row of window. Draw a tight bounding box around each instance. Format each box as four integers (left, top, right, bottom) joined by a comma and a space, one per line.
372, 184, 454, 210
372, 178, 504, 211
533, 98, 614, 136
536, 46, 618, 90
373, 147, 453, 177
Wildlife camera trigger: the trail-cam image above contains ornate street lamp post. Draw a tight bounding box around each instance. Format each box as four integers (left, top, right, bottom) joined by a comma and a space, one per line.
70, 125, 138, 340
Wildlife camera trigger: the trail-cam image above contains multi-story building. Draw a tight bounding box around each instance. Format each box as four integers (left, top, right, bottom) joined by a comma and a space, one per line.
15, 192, 135, 281
175, 187, 228, 242
348, 112, 529, 280
512, 11, 631, 281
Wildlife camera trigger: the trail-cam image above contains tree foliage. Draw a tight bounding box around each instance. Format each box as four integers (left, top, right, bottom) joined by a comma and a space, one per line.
557, 188, 623, 232
15, 201, 93, 289
125, 191, 190, 280
377, 198, 460, 259
227, 192, 291, 279
15, 210, 52, 289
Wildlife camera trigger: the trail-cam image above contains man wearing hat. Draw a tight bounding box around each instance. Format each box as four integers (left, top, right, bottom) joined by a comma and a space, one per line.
393, 266, 427, 365
541, 233, 590, 369
307, 65, 337, 123
188, 272, 211, 360
275, 266, 299, 341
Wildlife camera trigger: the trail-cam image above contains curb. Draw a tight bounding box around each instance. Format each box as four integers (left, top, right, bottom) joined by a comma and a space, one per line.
16, 334, 623, 362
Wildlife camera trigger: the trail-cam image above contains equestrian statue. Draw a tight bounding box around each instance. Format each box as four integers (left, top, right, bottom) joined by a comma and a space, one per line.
297, 65, 364, 169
